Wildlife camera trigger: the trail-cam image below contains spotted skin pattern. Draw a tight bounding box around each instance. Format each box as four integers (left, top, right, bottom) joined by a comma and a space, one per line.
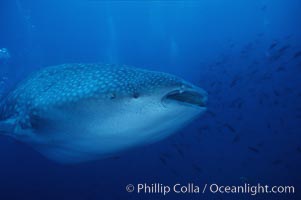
0, 63, 184, 129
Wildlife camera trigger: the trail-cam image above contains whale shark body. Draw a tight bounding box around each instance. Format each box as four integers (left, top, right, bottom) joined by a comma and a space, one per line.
0, 64, 207, 163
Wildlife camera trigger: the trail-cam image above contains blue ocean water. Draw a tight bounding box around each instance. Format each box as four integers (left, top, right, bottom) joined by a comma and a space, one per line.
0, 0, 300, 199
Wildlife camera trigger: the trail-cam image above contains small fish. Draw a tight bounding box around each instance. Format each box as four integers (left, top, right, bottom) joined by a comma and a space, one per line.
240, 176, 249, 183
172, 143, 185, 157
159, 156, 167, 166
278, 45, 290, 53
223, 123, 236, 133
108, 156, 121, 160
229, 43, 235, 48
259, 93, 270, 103
248, 69, 259, 77
169, 168, 180, 177
248, 146, 259, 153
178, 131, 185, 138
199, 125, 210, 131
261, 5, 267, 11
206, 111, 216, 118
256, 141, 265, 147
261, 72, 272, 80
257, 33, 264, 37
160, 152, 172, 159
230, 98, 244, 109
269, 42, 278, 50
284, 34, 292, 40
230, 75, 241, 87
293, 51, 301, 59
232, 135, 240, 143
273, 90, 280, 96
276, 66, 285, 71
269, 45, 290, 61
192, 163, 202, 174
236, 115, 243, 121
210, 81, 217, 87
230, 80, 237, 88
215, 61, 223, 66
272, 160, 283, 165
237, 101, 243, 109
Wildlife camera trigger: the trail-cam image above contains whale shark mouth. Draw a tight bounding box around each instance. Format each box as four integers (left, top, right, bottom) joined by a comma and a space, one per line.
163, 89, 207, 107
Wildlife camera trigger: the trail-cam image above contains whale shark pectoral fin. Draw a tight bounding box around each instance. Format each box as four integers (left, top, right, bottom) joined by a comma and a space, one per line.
28, 113, 55, 133
32, 145, 97, 164
0, 118, 87, 164
27, 107, 73, 134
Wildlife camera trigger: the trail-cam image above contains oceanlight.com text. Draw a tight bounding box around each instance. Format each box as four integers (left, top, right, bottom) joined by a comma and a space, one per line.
125, 183, 295, 196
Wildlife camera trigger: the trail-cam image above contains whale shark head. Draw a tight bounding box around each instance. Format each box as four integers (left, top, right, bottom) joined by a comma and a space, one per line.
0, 64, 207, 163
104, 73, 208, 145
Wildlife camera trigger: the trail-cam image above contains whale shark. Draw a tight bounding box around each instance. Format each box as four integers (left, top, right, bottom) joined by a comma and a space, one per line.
0, 63, 207, 164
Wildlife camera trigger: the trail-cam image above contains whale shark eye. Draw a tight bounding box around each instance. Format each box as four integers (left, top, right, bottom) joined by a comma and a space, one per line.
133, 92, 139, 99
109, 93, 116, 99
